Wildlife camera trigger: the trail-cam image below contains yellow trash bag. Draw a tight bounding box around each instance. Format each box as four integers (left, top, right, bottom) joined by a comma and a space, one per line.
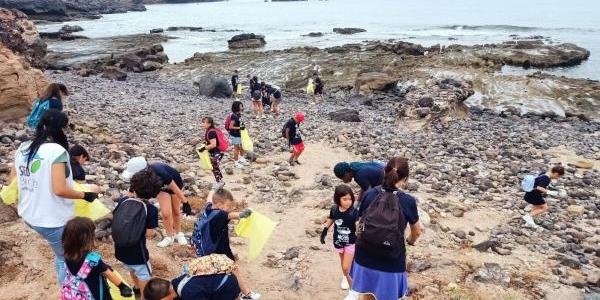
306, 78, 315, 95
108, 270, 135, 300
235, 210, 276, 261
73, 183, 110, 221
240, 129, 254, 153
196, 146, 213, 171
236, 83, 242, 95
0, 179, 18, 205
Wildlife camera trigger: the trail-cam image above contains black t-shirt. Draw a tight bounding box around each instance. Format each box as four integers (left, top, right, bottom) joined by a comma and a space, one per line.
205, 129, 220, 154
284, 118, 302, 145
71, 161, 86, 181
205, 203, 234, 260
65, 256, 111, 300
355, 187, 419, 273
44, 96, 63, 111
229, 113, 242, 137
114, 199, 159, 265
524, 174, 551, 203
172, 273, 241, 300
149, 163, 184, 189
231, 75, 238, 88
328, 205, 358, 248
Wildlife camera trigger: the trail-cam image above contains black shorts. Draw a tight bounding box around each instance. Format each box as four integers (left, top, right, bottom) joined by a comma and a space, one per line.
524, 195, 545, 206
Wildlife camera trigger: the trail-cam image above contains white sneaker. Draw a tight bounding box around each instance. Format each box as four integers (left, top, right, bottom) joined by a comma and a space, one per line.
341, 276, 349, 290
235, 162, 245, 169
175, 232, 187, 246
212, 181, 225, 191
522, 215, 540, 228
241, 291, 261, 299
344, 290, 359, 300
238, 159, 250, 166
157, 236, 174, 248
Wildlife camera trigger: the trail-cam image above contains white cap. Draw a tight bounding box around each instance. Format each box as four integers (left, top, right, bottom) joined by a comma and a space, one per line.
121, 156, 148, 181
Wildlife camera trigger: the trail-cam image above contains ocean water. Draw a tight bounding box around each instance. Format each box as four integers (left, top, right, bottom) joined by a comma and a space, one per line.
39, 0, 600, 80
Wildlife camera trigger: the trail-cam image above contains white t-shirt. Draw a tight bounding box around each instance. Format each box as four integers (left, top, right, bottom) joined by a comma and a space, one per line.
15, 142, 74, 228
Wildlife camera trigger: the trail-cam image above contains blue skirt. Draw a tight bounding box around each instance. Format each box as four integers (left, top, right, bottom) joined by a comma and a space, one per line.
350, 261, 408, 300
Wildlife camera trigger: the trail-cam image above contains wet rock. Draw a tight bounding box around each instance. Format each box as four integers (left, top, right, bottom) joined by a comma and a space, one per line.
60, 24, 83, 33
303, 32, 323, 37
328, 109, 361, 122
193, 75, 233, 98
142, 61, 163, 71
473, 263, 511, 284
227, 33, 266, 49
150, 28, 164, 34
354, 72, 398, 94
333, 27, 366, 35
101, 67, 127, 81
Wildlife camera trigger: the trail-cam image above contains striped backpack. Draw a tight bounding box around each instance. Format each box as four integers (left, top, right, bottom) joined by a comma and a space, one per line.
60, 252, 103, 300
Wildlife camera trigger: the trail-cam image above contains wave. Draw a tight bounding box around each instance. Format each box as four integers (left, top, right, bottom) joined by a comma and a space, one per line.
411, 25, 597, 33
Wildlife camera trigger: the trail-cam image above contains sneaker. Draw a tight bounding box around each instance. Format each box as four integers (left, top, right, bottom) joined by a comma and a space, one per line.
294, 160, 302, 165
212, 181, 225, 191
241, 291, 261, 299
341, 276, 349, 290
522, 214, 534, 225
235, 162, 245, 169
288, 160, 295, 166
175, 232, 187, 246
239, 157, 250, 166
157, 236, 174, 248
344, 290, 359, 300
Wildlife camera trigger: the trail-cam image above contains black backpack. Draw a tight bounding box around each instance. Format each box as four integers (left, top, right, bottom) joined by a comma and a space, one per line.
357, 187, 406, 258
112, 198, 148, 247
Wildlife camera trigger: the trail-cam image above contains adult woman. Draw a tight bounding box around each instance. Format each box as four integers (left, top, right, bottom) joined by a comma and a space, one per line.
8, 109, 98, 285
40, 83, 69, 111
351, 157, 422, 300
121, 157, 191, 248
333, 161, 385, 202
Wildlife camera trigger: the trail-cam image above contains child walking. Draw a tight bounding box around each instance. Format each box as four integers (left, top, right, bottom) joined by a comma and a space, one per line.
522, 164, 565, 228
227, 101, 250, 169
320, 185, 358, 290
201, 117, 225, 191
192, 189, 261, 299
283, 112, 305, 166
61, 217, 133, 300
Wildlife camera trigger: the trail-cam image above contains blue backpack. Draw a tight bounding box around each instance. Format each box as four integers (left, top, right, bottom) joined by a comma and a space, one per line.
191, 209, 222, 257
27, 98, 50, 128
521, 175, 536, 192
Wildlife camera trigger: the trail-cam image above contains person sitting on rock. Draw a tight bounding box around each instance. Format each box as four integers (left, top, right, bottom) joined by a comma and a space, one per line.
69, 144, 100, 192
522, 164, 565, 228
121, 157, 192, 248
333, 161, 384, 202
283, 112, 305, 166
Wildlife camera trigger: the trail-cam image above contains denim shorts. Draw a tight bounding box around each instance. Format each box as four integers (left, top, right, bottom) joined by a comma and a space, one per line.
124, 263, 152, 281
230, 136, 241, 145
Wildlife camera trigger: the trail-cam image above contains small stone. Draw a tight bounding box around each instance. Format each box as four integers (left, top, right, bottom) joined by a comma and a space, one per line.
453, 230, 466, 239
567, 205, 585, 215
283, 247, 301, 260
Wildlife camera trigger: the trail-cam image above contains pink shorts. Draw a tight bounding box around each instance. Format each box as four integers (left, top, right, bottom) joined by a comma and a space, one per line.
335, 244, 355, 254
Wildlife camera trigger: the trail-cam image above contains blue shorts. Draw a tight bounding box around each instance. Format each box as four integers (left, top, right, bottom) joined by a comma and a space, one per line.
124, 263, 152, 281
230, 136, 241, 145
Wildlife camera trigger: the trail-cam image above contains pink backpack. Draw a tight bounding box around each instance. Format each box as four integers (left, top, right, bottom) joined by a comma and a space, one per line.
60, 252, 103, 300
224, 113, 233, 131
206, 128, 229, 152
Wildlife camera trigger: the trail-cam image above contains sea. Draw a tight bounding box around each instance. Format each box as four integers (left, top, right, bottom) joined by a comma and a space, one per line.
38, 0, 600, 80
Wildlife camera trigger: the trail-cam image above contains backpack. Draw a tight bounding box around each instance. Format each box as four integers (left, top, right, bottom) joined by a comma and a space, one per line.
357, 187, 406, 258
206, 128, 229, 152
27, 98, 50, 128
60, 252, 103, 300
191, 208, 223, 257
111, 198, 148, 248
521, 175, 536, 192
224, 113, 234, 131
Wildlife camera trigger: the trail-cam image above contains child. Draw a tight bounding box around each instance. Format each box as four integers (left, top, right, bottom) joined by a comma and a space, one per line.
283, 112, 305, 166
114, 168, 161, 296
231, 70, 239, 99
61, 217, 133, 299
320, 185, 358, 290
522, 164, 565, 227
201, 189, 261, 299
201, 117, 225, 191
269, 85, 282, 115
69, 145, 101, 193
228, 101, 250, 169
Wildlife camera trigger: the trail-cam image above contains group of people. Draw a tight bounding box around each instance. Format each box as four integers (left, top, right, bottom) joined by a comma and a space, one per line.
5, 81, 567, 300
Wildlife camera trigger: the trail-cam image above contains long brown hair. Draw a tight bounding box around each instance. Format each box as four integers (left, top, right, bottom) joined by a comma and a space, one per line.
382, 157, 410, 189
62, 217, 96, 261
40, 83, 68, 101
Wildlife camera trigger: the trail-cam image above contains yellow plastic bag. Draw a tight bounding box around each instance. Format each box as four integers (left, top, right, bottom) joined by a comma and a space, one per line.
73, 183, 110, 221
235, 210, 276, 261
240, 129, 254, 153
0, 179, 18, 205
236, 83, 242, 95
196, 147, 213, 171
108, 270, 135, 300
306, 79, 315, 95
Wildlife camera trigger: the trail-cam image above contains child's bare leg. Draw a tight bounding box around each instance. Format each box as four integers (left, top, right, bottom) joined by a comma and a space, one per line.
233, 267, 251, 294
129, 272, 139, 289
531, 204, 548, 218
341, 252, 354, 287
157, 192, 174, 236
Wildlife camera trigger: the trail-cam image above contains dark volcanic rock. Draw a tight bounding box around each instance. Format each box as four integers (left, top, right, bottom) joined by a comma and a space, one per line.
228, 33, 266, 49
0, 0, 147, 21
150, 28, 164, 34
354, 72, 398, 94
193, 75, 233, 98
333, 27, 366, 35
303, 32, 323, 37
60, 24, 83, 33
101, 67, 127, 81
328, 109, 361, 122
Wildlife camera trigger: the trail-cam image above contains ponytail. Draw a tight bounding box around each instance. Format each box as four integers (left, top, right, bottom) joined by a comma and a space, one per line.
382, 157, 409, 189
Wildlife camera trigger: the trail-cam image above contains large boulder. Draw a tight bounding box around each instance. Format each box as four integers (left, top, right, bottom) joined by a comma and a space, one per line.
328, 109, 361, 122
354, 72, 398, 94
59, 24, 83, 33
0, 0, 146, 21
101, 67, 127, 81
333, 28, 366, 35
193, 76, 233, 98
228, 34, 266, 49
0, 8, 47, 68
0, 44, 48, 121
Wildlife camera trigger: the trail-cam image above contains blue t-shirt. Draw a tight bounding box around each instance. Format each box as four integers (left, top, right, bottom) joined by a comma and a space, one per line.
172, 273, 241, 300
355, 187, 419, 273
114, 198, 159, 265
150, 163, 183, 189
354, 162, 384, 192
524, 174, 551, 203
45, 97, 63, 111
205, 203, 234, 260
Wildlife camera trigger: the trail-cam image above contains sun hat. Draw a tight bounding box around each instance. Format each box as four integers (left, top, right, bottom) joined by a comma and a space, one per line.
121, 156, 148, 181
